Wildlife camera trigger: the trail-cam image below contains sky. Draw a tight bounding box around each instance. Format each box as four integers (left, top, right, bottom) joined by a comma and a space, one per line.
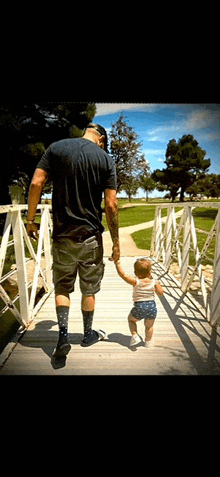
94, 103, 220, 198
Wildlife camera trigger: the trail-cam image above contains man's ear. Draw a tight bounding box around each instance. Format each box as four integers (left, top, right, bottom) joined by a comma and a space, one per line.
98, 135, 105, 148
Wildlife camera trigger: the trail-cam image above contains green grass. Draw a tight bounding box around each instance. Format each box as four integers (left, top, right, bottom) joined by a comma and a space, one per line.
117, 206, 162, 228
132, 228, 152, 251
103, 205, 169, 230
192, 208, 218, 231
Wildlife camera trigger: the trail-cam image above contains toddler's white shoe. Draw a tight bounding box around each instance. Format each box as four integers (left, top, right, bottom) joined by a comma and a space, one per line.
130, 334, 141, 346
144, 337, 154, 348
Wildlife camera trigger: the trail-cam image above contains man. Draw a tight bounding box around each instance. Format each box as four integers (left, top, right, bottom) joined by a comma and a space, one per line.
27, 123, 120, 358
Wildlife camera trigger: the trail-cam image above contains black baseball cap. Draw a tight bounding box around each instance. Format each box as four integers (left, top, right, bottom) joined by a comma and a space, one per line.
86, 123, 108, 152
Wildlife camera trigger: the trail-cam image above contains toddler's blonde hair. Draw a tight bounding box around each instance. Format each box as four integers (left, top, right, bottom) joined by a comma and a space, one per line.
134, 258, 152, 279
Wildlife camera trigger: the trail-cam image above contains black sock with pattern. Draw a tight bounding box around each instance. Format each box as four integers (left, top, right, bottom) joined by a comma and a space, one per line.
81, 310, 99, 346
82, 310, 94, 337
56, 306, 69, 340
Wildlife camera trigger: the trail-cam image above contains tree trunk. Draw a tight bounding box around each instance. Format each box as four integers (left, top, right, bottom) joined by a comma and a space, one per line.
180, 187, 185, 202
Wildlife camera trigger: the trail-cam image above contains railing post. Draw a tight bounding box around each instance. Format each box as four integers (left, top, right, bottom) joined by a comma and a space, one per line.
174, 209, 184, 269
187, 207, 208, 314
150, 207, 157, 256
181, 205, 190, 292
0, 211, 13, 279
29, 208, 46, 314
165, 207, 172, 271
11, 210, 30, 325
155, 207, 162, 261
210, 209, 220, 327
44, 208, 53, 290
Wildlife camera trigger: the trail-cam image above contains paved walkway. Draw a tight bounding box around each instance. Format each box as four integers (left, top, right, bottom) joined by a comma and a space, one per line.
1, 258, 220, 375
103, 209, 183, 257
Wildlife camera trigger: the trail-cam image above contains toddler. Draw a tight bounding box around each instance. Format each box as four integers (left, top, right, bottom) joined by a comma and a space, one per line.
115, 258, 164, 347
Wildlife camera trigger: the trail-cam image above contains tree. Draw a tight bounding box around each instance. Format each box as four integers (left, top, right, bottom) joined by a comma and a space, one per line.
109, 114, 150, 197
187, 173, 220, 199
140, 175, 156, 201
123, 177, 140, 201
0, 103, 96, 205
152, 134, 210, 202
152, 168, 180, 202
205, 174, 220, 198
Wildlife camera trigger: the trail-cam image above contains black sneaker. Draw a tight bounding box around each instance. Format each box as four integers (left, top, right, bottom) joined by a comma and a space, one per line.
81, 329, 106, 347
53, 335, 71, 358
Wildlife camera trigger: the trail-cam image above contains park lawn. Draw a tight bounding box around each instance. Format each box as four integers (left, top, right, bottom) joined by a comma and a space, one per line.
132, 228, 152, 251
102, 205, 168, 230
132, 207, 218, 266
191, 207, 218, 231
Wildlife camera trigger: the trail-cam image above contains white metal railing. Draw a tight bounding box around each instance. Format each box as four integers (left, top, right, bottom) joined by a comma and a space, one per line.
0, 204, 53, 328
150, 202, 220, 327
1, 202, 220, 333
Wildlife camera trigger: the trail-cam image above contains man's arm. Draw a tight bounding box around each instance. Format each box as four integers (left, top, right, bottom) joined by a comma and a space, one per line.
104, 189, 120, 262
27, 168, 48, 239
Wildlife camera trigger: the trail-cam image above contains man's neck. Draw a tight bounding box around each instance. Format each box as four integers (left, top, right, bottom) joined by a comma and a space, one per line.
82, 132, 97, 145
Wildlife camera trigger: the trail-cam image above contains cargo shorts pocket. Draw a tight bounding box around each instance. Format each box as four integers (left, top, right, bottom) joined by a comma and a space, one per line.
82, 237, 99, 263
52, 241, 74, 265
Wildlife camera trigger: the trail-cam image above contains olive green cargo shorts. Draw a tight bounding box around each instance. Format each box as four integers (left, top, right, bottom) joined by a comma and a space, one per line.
52, 234, 105, 296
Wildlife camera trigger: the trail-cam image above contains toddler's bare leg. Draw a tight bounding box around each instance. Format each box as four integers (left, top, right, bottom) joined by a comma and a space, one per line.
128, 312, 138, 335
144, 319, 155, 341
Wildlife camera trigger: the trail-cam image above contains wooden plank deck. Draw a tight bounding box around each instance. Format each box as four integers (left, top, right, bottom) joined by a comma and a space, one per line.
1, 257, 220, 375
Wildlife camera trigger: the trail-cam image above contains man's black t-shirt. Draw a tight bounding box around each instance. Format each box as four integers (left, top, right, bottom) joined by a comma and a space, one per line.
37, 138, 117, 239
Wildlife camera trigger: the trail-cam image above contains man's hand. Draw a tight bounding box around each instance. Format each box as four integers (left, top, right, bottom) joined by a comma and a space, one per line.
109, 242, 120, 262
26, 222, 39, 241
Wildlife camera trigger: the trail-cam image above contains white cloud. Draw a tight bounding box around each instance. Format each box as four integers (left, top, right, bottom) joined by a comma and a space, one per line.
143, 148, 165, 156
95, 103, 158, 117
148, 124, 183, 136
148, 136, 161, 142
145, 108, 220, 146
185, 109, 220, 130
199, 131, 220, 141
158, 158, 163, 162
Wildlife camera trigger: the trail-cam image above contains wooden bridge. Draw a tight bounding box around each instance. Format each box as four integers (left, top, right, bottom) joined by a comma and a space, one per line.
0, 203, 220, 375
